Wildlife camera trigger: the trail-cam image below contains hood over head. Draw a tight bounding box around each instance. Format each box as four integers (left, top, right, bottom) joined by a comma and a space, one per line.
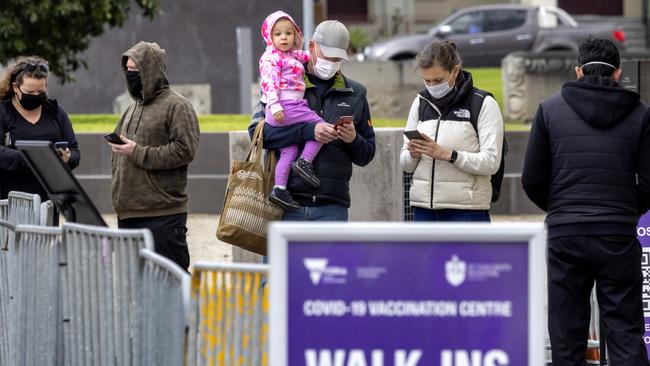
121, 41, 169, 104
561, 75, 640, 128
261, 11, 304, 51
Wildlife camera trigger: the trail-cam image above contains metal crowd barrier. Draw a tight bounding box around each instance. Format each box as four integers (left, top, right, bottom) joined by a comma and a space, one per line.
403, 172, 414, 221
60, 223, 154, 365
139, 248, 191, 366
40, 200, 55, 226
0, 200, 8, 249
1, 191, 46, 366
7, 191, 41, 226
0, 220, 15, 366
0, 199, 7, 221
8, 225, 62, 366
187, 262, 269, 366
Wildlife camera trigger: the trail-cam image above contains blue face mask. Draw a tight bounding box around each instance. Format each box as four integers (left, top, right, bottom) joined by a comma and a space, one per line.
424, 78, 453, 99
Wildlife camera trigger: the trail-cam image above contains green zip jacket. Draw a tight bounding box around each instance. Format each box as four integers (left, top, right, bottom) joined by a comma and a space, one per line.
111, 41, 200, 219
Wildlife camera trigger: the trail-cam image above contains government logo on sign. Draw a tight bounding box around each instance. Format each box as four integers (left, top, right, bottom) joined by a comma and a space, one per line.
304, 258, 328, 285
445, 255, 466, 287
303, 257, 348, 286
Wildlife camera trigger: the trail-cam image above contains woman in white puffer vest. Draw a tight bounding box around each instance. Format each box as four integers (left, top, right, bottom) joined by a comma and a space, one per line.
400, 41, 504, 222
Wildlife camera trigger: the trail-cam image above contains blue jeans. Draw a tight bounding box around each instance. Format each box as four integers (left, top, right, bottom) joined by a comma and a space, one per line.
282, 203, 349, 221
262, 203, 348, 272
412, 207, 490, 222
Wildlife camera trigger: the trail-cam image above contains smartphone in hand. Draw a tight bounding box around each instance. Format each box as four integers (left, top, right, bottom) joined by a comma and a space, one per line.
403, 130, 425, 140
54, 141, 69, 150
334, 115, 354, 130
104, 133, 126, 145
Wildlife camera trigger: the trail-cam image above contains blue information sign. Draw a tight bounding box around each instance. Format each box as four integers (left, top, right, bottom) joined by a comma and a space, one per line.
269, 223, 546, 366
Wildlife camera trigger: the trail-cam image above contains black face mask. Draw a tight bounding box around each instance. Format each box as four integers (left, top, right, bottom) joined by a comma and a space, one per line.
18, 89, 46, 110
126, 70, 142, 97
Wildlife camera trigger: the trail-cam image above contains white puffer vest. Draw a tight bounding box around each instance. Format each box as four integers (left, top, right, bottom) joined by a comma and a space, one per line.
400, 94, 504, 210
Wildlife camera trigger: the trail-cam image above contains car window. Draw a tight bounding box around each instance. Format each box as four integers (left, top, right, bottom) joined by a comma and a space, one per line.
448, 11, 484, 35
484, 10, 527, 32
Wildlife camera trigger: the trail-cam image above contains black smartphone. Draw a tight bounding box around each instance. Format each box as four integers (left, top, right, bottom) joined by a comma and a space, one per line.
54, 141, 69, 149
334, 115, 354, 129
403, 130, 425, 140
104, 133, 126, 145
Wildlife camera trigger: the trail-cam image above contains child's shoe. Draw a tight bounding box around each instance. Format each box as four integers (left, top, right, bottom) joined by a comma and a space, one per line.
268, 187, 300, 210
292, 158, 320, 188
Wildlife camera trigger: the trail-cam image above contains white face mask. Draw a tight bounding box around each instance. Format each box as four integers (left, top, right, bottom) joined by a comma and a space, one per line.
424, 73, 454, 99
314, 57, 341, 80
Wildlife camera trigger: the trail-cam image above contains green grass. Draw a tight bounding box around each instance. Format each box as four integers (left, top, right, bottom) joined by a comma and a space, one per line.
70, 67, 530, 132
466, 67, 502, 108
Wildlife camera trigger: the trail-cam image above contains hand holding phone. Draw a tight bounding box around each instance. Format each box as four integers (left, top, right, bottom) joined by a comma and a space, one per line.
54, 141, 69, 150
334, 116, 354, 130
104, 133, 126, 145
403, 130, 425, 140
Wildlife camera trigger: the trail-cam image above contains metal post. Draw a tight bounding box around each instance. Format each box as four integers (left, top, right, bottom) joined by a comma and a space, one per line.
303, 0, 315, 48
644, 0, 650, 49
236, 27, 253, 115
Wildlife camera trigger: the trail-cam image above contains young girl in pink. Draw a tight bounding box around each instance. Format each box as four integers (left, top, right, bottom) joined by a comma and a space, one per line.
259, 10, 323, 210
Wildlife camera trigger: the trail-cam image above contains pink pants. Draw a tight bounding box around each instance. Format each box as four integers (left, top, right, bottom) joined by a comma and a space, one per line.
265, 99, 323, 186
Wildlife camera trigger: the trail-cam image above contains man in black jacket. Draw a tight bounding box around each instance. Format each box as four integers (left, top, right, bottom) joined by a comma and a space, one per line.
249, 20, 375, 221
522, 38, 650, 365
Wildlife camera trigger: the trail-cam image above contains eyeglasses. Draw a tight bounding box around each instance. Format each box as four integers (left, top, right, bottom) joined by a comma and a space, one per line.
20, 61, 49, 73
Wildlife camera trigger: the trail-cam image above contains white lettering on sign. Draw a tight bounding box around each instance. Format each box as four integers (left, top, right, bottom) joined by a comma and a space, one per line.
637, 227, 650, 236
367, 300, 457, 317
458, 301, 512, 317
306, 349, 346, 366
395, 349, 423, 366
441, 350, 509, 366
305, 349, 422, 366
303, 300, 348, 317
301, 300, 515, 318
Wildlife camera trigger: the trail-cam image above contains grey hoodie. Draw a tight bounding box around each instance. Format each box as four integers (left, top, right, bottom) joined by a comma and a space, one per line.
111, 41, 200, 218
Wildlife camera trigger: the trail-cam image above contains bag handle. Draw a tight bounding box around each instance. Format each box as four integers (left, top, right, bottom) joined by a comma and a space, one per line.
265, 149, 277, 176
247, 121, 277, 176
246, 121, 265, 163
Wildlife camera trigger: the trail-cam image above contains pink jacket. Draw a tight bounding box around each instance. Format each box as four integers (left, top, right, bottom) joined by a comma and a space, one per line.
259, 11, 310, 115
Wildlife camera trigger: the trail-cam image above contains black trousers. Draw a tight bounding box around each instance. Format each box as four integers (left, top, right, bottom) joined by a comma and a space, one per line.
118, 213, 190, 272
547, 235, 648, 366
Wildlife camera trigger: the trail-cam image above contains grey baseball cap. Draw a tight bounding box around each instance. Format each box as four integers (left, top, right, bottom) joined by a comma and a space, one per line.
311, 20, 350, 61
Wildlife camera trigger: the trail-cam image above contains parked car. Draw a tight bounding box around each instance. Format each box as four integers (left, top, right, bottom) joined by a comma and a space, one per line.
362, 4, 626, 66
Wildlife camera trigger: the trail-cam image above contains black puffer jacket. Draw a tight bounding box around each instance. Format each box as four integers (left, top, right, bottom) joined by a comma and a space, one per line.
249, 72, 375, 207
522, 75, 650, 238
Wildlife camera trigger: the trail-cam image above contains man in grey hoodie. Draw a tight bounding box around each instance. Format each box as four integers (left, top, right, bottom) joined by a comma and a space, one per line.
108, 41, 200, 271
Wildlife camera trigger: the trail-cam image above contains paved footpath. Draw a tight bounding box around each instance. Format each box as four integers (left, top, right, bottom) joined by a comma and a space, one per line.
103, 214, 546, 269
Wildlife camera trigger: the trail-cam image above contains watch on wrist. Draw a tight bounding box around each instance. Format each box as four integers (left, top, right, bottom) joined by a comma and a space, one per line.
449, 150, 458, 164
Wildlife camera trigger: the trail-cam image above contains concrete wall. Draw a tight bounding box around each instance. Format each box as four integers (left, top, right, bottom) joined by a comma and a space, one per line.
76, 133, 230, 215
76, 129, 539, 218
46, 0, 301, 114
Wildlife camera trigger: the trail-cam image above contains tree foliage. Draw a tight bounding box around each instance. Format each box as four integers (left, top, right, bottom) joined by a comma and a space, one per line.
0, 0, 159, 82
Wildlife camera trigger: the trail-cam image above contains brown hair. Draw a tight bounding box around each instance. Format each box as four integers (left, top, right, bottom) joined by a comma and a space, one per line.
0, 56, 49, 101
415, 41, 462, 71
